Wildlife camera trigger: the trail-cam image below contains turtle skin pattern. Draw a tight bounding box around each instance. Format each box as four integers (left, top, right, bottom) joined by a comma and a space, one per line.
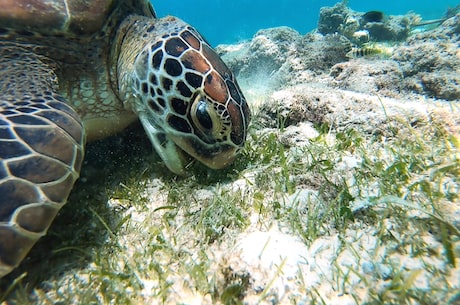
0, 48, 85, 277
120, 16, 250, 173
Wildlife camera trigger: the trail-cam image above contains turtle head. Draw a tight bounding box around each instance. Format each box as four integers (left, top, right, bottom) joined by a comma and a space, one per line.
117, 16, 250, 174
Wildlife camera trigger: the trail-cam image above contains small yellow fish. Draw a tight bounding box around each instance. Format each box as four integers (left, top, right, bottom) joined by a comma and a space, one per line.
346, 44, 393, 59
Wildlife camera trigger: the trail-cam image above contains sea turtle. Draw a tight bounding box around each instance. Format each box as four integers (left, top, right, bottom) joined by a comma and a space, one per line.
0, 0, 250, 278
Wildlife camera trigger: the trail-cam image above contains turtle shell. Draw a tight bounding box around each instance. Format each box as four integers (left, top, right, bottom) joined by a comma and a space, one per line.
0, 0, 156, 35
0, 0, 157, 278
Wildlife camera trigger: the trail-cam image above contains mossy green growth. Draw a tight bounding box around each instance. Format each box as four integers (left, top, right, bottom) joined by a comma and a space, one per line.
1, 110, 458, 304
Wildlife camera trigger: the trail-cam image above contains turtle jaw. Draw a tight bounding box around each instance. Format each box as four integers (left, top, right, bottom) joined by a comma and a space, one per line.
169, 134, 240, 170
138, 112, 239, 174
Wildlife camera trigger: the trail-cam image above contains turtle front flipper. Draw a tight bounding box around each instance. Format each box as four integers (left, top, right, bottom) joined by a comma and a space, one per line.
0, 47, 85, 278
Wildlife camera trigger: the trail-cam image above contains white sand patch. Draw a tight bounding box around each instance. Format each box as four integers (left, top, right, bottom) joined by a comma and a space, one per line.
233, 229, 312, 301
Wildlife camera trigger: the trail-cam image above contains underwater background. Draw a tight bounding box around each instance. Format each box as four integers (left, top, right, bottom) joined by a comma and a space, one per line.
153, 0, 460, 45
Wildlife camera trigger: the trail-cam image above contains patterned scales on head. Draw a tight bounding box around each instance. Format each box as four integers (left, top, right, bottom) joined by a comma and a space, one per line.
0, 0, 250, 278
122, 16, 250, 173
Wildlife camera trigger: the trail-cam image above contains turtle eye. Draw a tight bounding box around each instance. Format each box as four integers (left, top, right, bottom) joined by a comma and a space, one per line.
195, 100, 213, 130
191, 93, 220, 138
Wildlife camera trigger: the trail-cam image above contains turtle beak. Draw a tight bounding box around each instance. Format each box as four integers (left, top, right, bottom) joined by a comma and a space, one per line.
170, 134, 240, 169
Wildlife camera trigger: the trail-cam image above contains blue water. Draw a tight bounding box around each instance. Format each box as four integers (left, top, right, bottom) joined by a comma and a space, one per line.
152, 0, 459, 46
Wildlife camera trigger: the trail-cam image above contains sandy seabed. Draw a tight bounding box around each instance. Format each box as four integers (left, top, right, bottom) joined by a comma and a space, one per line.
200, 12, 460, 305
